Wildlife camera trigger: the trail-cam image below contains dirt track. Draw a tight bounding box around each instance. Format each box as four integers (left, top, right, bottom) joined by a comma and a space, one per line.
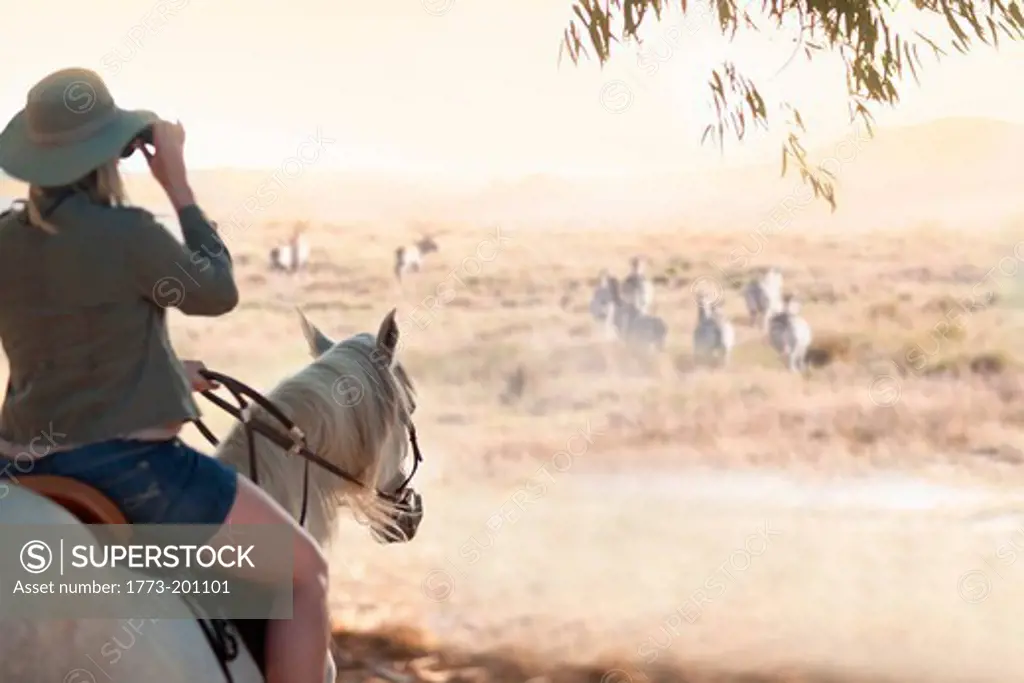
331, 627, 904, 683
320, 454, 1024, 683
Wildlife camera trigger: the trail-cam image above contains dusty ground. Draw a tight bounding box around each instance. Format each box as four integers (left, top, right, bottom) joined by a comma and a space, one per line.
327, 626, 933, 683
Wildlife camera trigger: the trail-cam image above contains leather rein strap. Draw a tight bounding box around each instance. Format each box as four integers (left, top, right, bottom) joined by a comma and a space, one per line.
190, 369, 422, 528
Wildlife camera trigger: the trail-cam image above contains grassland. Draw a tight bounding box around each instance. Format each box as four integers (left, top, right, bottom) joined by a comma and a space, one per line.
160, 217, 1024, 485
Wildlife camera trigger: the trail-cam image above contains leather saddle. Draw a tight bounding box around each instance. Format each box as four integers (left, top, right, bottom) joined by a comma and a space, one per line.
17, 474, 130, 526
12, 476, 268, 681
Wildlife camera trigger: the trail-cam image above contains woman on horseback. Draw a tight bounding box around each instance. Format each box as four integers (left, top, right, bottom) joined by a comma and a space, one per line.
0, 67, 330, 683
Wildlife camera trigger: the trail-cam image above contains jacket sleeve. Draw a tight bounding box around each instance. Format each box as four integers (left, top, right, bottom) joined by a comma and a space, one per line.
121, 204, 239, 316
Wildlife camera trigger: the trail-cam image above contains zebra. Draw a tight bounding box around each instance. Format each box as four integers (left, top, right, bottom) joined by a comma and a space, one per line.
743, 266, 783, 331
768, 293, 813, 372
606, 277, 668, 351
589, 269, 617, 323
394, 236, 439, 282
693, 292, 735, 367
269, 225, 310, 273
620, 256, 654, 314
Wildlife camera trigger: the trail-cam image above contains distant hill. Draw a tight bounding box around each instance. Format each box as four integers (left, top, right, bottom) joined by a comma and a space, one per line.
812, 116, 1024, 230
670, 116, 1024, 231
861, 117, 1024, 168
1, 117, 1021, 231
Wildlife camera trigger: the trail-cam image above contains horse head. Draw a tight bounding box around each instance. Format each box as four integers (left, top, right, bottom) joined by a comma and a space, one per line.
214, 310, 423, 548
294, 309, 422, 545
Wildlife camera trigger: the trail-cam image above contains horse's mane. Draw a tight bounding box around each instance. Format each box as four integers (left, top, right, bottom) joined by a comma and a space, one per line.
215, 333, 415, 546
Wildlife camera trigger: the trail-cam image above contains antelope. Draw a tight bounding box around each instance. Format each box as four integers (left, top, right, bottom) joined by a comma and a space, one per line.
693, 292, 735, 367
607, 277, 668, 351
394, 236, 439, 282
744, 267, 783, 331
269, 223, 310, 273
621, 256, 654, 314
768, 293, 813, 372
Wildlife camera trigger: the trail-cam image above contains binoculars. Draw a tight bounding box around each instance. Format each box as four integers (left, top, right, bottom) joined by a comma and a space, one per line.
120, 124, 155, 159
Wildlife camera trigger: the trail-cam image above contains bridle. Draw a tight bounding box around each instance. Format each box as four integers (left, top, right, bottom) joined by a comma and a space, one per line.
190, 369, 423, 539
183, 368, 424, 683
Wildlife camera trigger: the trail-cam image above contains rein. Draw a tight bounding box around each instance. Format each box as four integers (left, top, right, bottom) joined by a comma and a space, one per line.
191, 369, 423, 528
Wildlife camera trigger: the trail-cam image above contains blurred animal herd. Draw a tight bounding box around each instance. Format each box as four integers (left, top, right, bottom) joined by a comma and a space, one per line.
587, 258, 814, 371
266, 222, 816, 373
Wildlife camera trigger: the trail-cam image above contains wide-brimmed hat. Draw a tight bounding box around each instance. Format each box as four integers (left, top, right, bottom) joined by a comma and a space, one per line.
0, 67, 158, 187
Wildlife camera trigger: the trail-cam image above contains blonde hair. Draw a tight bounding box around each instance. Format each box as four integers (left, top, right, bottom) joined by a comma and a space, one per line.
26, 160, 127, 233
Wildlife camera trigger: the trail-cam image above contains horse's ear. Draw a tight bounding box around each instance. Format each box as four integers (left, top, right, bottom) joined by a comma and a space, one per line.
296, 308, 334, 358
374, 308, 400, 367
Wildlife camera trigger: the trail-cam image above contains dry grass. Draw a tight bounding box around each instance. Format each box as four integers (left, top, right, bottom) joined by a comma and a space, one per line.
167, 219, 1024, 481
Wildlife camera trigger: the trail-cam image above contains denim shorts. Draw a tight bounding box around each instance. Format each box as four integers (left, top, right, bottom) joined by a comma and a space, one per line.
2, 438, 239, 526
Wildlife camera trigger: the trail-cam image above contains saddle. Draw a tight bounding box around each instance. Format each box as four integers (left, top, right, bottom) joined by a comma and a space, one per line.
17, 474, 130, 527
12, 476, 267, 683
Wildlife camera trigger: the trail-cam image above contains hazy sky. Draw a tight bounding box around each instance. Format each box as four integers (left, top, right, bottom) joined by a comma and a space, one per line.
2, 0, 1022, 177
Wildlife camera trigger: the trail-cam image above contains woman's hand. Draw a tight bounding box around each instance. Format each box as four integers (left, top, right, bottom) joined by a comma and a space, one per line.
182, 360, 218, 393
142, 120, 195, 211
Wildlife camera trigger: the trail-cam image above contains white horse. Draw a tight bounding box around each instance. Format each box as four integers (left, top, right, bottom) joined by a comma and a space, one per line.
394, 236, 439, 282
0, 309, 421, 683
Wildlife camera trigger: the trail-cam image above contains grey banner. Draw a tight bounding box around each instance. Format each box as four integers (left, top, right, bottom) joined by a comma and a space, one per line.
0, 524, 293, 619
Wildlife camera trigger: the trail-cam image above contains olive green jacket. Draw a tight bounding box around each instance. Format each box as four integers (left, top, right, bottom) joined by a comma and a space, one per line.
0, 191, 238, 448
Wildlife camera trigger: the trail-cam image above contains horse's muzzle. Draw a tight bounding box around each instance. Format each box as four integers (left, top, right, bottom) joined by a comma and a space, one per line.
371, 488, 423, 544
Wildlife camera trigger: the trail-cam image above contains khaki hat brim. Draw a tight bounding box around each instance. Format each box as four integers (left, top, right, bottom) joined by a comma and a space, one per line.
0, 107, 158, 187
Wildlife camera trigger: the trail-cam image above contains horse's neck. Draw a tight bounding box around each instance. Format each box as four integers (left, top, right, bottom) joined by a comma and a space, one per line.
215, 439, 336, 547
